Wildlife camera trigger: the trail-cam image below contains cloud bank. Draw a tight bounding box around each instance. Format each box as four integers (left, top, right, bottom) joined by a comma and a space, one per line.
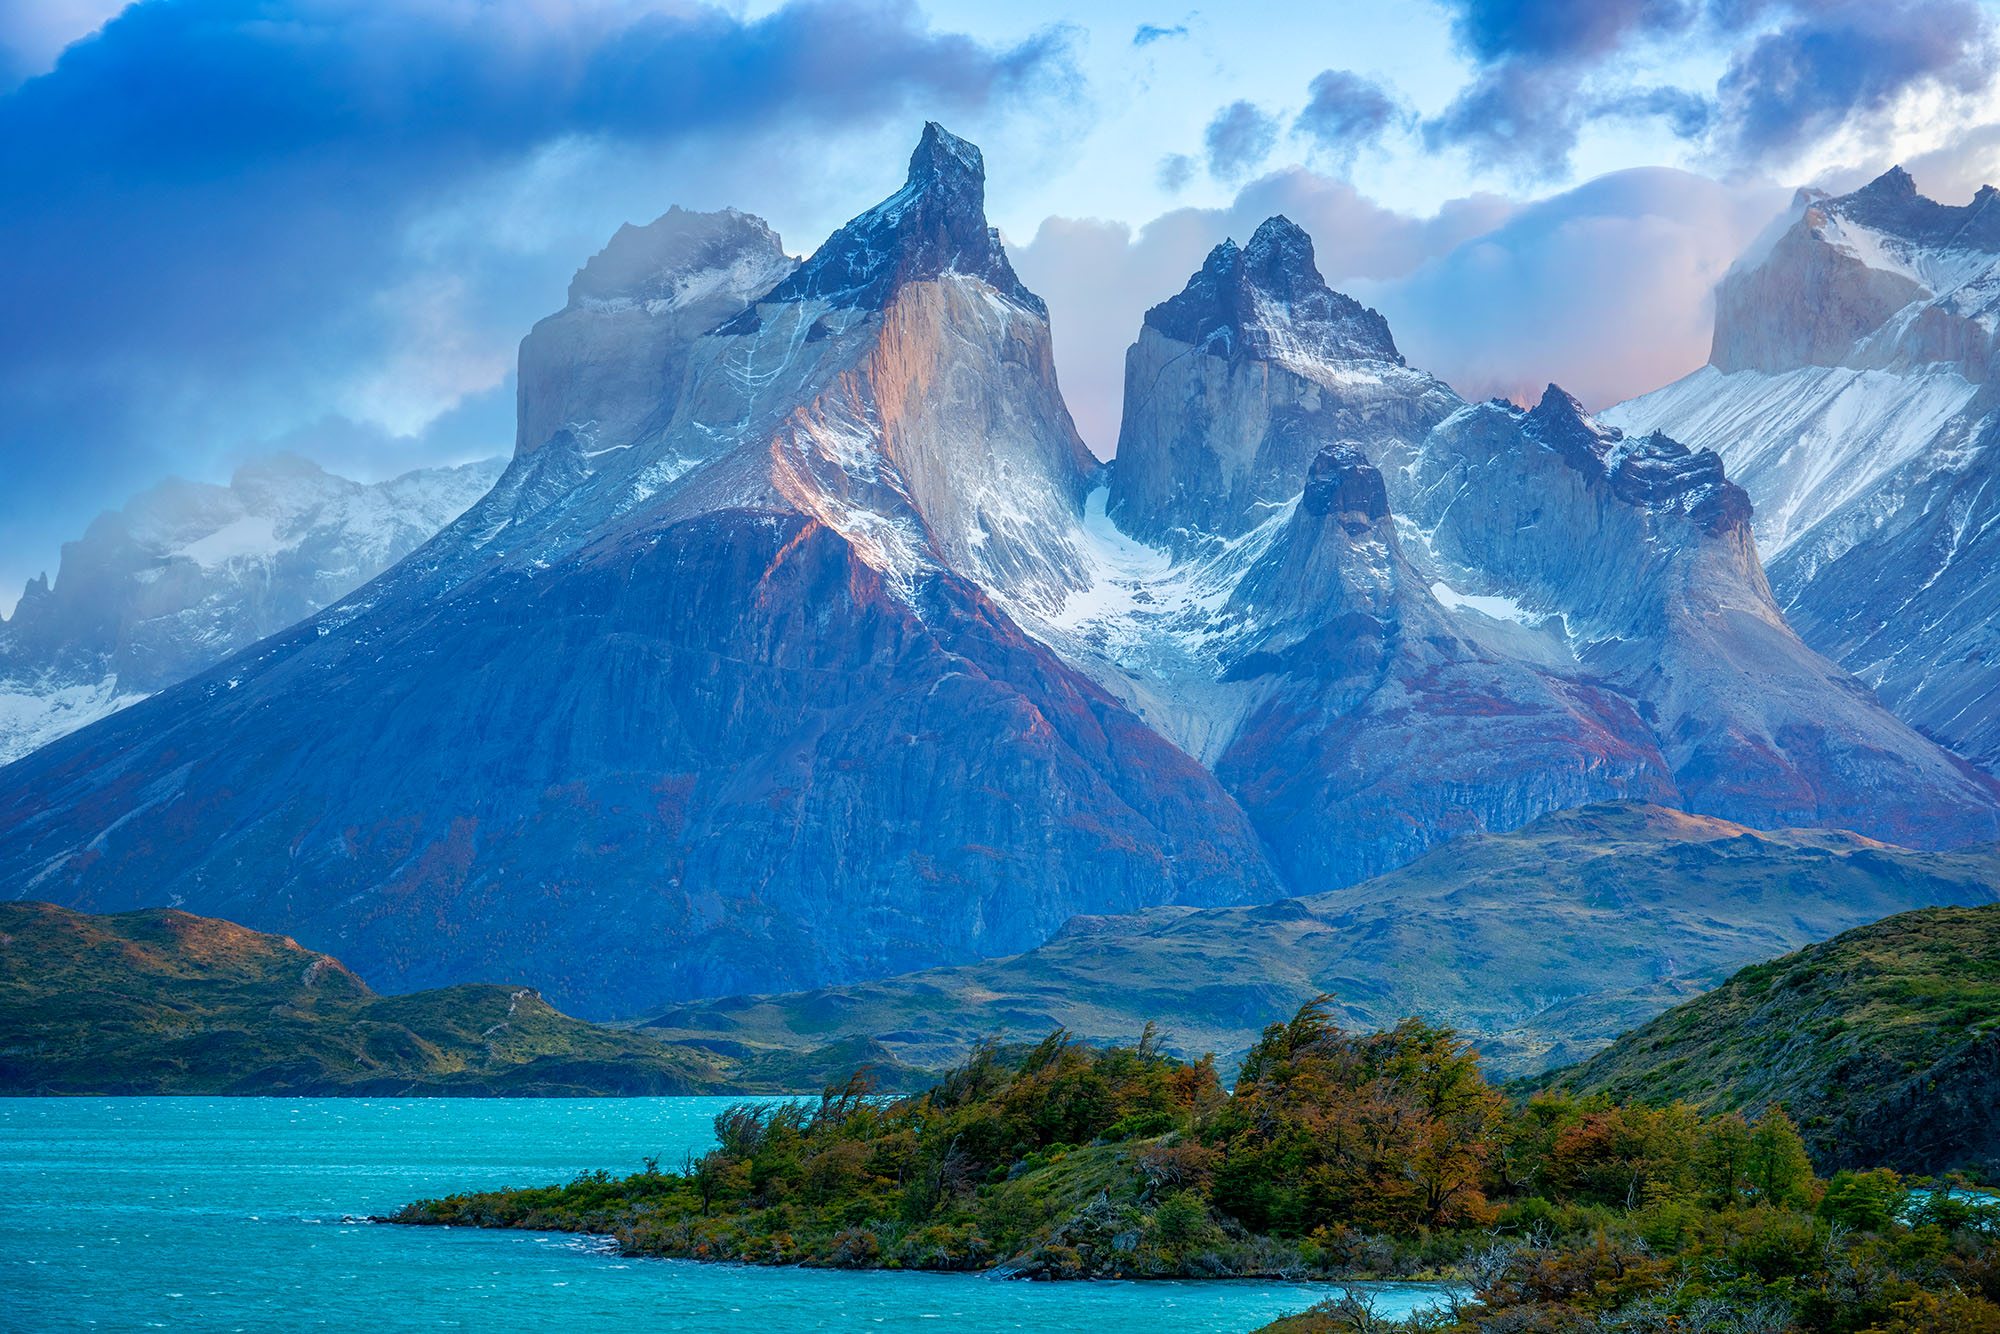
1425, 0, 1998, 177
0, 0, 1076, 603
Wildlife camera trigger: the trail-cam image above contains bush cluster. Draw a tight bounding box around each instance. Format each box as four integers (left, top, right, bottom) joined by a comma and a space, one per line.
390, 1000, 2000, 1329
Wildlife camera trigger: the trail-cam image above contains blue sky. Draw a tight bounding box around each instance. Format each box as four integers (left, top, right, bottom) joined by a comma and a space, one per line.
4, 0, 2000, 611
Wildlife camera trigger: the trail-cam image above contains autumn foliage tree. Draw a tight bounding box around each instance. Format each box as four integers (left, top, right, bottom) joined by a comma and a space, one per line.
1205, 1000, 1506, 1234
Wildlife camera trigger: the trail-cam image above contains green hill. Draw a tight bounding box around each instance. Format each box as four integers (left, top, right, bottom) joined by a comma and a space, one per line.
631, 803, 2000, 1079
0, 900, 724, 1095
1544, 902, 2000, 1176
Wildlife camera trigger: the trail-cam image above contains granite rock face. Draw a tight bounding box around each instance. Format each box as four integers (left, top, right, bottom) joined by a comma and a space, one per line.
1212, 445, 1677, 888
1610, 166, 2000, 777
0, 454, 504, 765
1407, 387, 2000, 846
0, 124, 1278, 1016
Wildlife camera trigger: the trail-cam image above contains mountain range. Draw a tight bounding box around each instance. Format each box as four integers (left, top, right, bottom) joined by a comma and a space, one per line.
0, 453, 503, 764
2, 126, 1997, 1023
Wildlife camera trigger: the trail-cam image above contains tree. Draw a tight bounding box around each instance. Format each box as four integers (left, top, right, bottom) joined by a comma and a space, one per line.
1695, 1111, 1752, 1207
1745, 1108, 1817, 1209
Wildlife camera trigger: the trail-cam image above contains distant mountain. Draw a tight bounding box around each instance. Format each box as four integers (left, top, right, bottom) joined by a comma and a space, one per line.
0, 454, 503, 764
0, 900, 718, 1095
0, 125, 1278, 1019
632, 802, 2000, 1079
1608, 167, 2000, 777
1545, 901, 2000, 1177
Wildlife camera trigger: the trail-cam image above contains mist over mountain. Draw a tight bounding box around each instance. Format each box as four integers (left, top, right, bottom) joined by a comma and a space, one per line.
0, 454, 503, 764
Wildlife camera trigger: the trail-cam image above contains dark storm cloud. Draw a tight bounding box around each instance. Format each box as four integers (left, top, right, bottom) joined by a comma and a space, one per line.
1718, 0, 1993, 160
1203, 100, 1280, 181
0, 0, 1076, 607
1425, 0, 1999, 176
0, 0, 1072, 370
1423, 62, 1584, 179
1294, 70, 1404, 167
1444, 0, 1697, 63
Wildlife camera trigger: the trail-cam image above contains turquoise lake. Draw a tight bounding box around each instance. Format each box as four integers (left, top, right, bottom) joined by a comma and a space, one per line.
0, 1098, 1447, 1333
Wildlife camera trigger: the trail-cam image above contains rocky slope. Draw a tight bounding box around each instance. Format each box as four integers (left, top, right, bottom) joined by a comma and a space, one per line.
1401, 386, 1999, 845
515, 206, 799, 459
1608, 167, 2000, 776
1545, 901, 2000, 1176
0, 125, 1279, 1018
0, 900, 721, 1094
633, 802, 2000, 1079
0, 454, 503, 765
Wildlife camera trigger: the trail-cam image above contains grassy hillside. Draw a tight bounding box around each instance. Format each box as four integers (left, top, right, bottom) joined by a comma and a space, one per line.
0, 900, 911, 1095
1545, 902, 2000, 1176
632, 803, 2000, 1079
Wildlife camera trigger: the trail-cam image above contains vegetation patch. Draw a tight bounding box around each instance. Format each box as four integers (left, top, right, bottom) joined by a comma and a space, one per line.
389, 999, 2000, 1332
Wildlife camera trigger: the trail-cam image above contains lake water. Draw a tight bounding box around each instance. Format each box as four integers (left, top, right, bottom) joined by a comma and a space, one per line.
0, 1098, 1446, 1333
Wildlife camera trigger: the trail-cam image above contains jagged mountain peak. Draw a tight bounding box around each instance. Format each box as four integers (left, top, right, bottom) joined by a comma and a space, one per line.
1242, 214, 1325, 296
1854, 164, 1918, 200
906, 119, 984, 190
1823, 164, 2000, 254
1143, 215, 1403, 366
1510, 383, 1748, 532
1521, 382, 1620, 471
753, 121, 1045, 318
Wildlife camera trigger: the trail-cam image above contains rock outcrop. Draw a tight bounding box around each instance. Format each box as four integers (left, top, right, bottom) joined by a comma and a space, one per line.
1106, 217, 1457, 552
1408, 386, 2000, 845
515, 207, 797, 458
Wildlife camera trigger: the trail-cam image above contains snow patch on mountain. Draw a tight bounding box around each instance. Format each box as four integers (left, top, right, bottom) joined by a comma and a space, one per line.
1608, 364, 1982, 561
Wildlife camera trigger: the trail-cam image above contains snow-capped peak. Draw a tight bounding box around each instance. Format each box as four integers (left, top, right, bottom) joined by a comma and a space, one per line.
751, 121, 1044, 318
1143, 213, 1403, 371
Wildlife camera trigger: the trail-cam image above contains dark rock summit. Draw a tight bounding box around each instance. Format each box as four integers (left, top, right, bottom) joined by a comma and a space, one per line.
1299, 444, 1389, 525
1108, 217, 1455, 550
1143, 216, 1402, 365
755, 122, 1043, 318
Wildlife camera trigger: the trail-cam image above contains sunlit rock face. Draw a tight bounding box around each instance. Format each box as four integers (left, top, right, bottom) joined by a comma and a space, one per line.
1610, 166, 2000, 776
0, 454, 504, 765
0, 124, 1280, 1017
